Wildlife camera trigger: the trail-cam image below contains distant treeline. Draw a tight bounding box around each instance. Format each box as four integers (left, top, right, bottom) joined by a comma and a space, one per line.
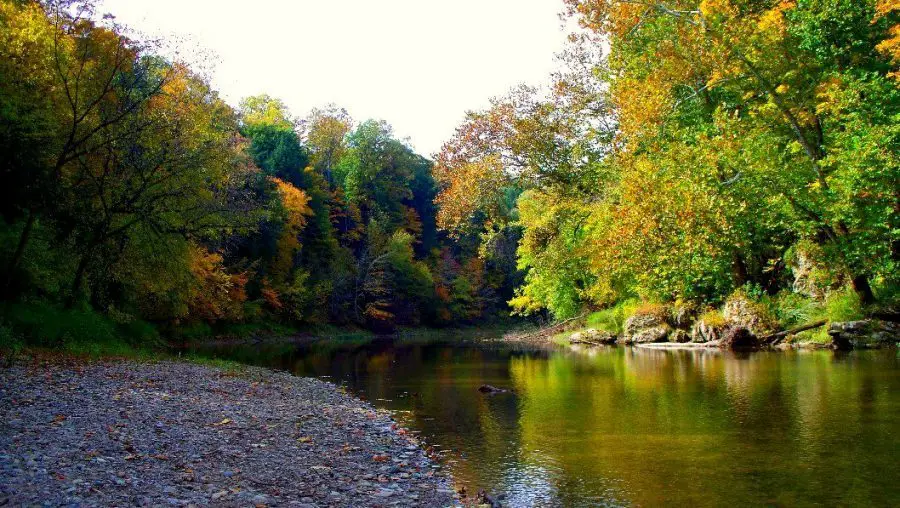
434, 0, 898, 319
0, 0, 523, 342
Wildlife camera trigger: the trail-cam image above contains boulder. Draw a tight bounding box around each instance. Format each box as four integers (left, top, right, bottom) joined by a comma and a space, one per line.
671, 329, 691, 343
630, 326, 669, 343
720, 326, 759, 350
691, 318, 725, 343
828, 320, 900, 350
722, 293, 777, 336
621, 313, 670, 344
570, 328, 617, 345
788, 242, 844, 299
671, 301, 698, 329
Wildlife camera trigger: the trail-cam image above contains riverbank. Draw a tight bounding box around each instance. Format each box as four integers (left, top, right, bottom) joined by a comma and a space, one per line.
0, 357, 456, 507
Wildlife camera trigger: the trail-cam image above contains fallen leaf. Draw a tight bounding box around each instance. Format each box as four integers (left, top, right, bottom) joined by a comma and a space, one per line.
372, 454, 390, 462
212, 418, 232, 426
297, 436, 312, 443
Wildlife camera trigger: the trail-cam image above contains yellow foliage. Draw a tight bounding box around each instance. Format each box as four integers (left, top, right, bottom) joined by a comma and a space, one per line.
188, 244, 247, 322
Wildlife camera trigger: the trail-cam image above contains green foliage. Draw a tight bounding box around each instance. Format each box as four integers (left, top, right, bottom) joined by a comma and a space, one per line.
0, 302, 147, 356
698, 309, 727, 329
586, 299, 640, 334
772, 291, 826, 328
825, 288, 865, 322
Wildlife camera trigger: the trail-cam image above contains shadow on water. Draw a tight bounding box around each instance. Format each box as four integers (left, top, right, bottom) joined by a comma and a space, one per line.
185, 337, 900, 507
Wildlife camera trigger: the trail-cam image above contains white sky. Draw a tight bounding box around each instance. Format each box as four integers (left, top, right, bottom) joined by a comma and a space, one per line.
97, 0, 570, 157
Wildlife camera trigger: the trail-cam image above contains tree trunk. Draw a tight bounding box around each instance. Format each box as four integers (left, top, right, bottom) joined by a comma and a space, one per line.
66, 251, 92, 308
732, 253, 748, 288
851, 273, 875, 306
3, 210, 36, 298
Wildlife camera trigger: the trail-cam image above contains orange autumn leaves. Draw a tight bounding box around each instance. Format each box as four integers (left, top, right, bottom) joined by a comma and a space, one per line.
271, 177, 313, 281
187, 177, 311, 321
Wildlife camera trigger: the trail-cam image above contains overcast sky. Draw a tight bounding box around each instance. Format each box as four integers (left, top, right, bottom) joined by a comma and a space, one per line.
97, 0, 570, 156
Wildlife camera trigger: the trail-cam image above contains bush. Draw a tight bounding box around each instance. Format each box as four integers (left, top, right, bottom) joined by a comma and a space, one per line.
698, 309, 726, 328
825, 287, 864, 322
773, 291, 825, 327
586, 298, 640, 334
0, 320, 24, 353
2, 302, 117, 346
0, 302, 147, 357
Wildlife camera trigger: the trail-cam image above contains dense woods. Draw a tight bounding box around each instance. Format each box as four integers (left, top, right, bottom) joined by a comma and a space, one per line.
0, 0, 897, 350
0, 0, 521, 346
436, 0, 899, 332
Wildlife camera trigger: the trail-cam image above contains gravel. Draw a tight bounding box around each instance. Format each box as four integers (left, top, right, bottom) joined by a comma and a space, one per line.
0, 358, 457, 507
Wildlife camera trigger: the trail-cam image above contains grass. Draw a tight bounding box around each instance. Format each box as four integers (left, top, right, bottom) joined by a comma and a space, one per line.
697, 309, 726, 328
0, 301, 162, 359
586, 299, 640, 334
824, 287, 864, 322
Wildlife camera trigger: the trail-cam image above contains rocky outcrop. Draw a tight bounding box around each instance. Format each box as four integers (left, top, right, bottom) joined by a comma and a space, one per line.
788, 242, 844, 299
691, 317, 725, 343
620, 313, 670, 344
671, 301, 698, 329
720, 326, 759, 350
478, 384, 509, 394
722, 293, 777, 336
670, 329, 691, 343
570, 328, 617, 345
828, 320, 900, 350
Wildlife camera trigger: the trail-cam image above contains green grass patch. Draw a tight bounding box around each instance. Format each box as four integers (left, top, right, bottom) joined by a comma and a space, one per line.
825, 287, 864, 322
586, 299, 640, 334
772, 291, 825, 328
0, 301, 162, 358
174, 353, 248, 373
698, 309, 726, 328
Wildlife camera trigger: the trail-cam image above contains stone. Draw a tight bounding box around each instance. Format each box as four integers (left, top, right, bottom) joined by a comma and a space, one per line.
570, 328, 616, 345
829, 320, 900, 350
720, 326, 759, 350
671, 302, 698, 328
691, 318, 725, 343
671, 329, 691, 343
722, 293, 777, 336
621, 313, 670, 344
630, 326, 669, 343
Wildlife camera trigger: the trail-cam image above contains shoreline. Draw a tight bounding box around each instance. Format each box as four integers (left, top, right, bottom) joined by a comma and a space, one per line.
0, 357, 456, 507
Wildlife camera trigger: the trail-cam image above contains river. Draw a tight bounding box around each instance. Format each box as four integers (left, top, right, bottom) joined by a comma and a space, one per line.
186, 336, 900, 506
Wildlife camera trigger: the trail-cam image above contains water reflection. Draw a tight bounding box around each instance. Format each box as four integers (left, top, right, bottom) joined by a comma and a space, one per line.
187, 340, 900, 507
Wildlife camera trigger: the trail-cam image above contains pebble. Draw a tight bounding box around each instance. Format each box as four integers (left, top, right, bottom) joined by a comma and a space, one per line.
0, 360, 455, 507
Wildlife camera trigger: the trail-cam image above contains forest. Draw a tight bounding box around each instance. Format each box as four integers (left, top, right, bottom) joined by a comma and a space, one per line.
1, 0, 898, 351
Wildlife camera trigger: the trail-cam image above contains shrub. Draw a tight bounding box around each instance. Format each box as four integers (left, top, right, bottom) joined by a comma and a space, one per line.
2, 302, 117, 346
698, 309, 727, 328
0, 320, 24, 353
773, 291, 825, 327
825, 287, 864, 322
586, 298, 640, 334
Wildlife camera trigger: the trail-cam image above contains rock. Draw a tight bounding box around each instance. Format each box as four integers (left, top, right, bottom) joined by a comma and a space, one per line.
720, 326, 759, 350
691, 316, 725, 343
671, 302, 698, 329
789, 242, 844, 299
569, 328, 616, 345
828, 320, 900, 350
621, 312, 670, 344
671, 329, 691, 343
722, 293, 777, 336
630, 326, 669, 343
0, 360, 456, 507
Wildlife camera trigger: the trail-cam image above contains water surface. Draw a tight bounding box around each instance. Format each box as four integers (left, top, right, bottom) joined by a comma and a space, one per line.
187, 338, 900, 506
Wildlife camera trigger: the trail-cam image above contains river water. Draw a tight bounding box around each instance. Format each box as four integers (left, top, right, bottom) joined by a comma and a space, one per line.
187, 337, 900, 506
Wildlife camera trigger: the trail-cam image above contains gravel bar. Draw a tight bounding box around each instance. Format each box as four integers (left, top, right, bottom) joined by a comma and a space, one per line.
0, 359, 457, 507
